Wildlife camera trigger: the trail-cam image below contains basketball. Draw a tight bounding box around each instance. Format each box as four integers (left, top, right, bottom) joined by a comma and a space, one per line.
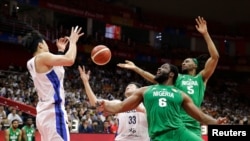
91, 45, 111, 65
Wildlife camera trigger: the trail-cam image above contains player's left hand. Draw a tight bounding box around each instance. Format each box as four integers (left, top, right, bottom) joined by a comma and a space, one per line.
56, 37, 68, 52
195, 16, 208, 35
217, 117, 228, 124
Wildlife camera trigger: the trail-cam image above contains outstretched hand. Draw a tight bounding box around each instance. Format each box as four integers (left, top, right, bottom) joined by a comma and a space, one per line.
95, 100, 114, 116
217, 117, 228, 124
117, 60, 137, 70
78, 65, 91, 82
67, 26, 84, 43
195, 16, 208, 35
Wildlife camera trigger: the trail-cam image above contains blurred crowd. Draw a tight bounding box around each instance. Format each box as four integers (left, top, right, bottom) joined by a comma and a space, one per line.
0, 60, 250, 134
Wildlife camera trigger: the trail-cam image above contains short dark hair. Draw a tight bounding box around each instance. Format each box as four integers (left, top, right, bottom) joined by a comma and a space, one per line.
169, 64, 179, 84
25, 116, 33, 122
22, 30, 44, 54
11, 119, 19, 124
128, 82, 142, 88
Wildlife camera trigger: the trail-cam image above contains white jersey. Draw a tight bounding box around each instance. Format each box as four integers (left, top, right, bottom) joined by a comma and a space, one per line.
115, 103, 150, 141
27, 57, 69, 141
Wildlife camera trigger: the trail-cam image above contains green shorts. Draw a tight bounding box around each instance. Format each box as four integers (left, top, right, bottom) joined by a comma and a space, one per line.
151, 127, 202, 141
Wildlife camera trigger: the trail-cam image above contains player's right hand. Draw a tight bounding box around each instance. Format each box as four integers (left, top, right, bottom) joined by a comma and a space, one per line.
96, 100, 105, 112
117, 60, 137, 70
67, 26, 84, 43
78, 65, 90, 82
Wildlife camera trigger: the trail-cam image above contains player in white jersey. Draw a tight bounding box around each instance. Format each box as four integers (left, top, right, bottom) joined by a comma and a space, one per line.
78, 66, 150, 141
23, 26, 83, 141
114, 104, 149, 141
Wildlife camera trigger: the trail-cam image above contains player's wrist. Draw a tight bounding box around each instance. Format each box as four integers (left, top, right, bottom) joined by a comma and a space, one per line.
216, 119, 220, 125
201, 31, 209, 37
134, 66, 141, 72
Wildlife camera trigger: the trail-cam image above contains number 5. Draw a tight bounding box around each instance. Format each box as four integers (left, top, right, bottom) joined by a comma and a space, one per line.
187, 85, 194, 94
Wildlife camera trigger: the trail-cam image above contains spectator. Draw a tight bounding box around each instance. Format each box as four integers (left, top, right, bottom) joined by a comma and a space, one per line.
82, 111, 92, 125
78, 119, 93, 133
22, 117, 35, 141
110, 118, 118, 134
0, 105, 6, 120
0, 105, 7, 130
102, 120, 112, 134
92, 120, 103, 133
70, 109, 80, 123
1, 116, 9, 130
7, 109, 23, 125
5, 119, 22, 141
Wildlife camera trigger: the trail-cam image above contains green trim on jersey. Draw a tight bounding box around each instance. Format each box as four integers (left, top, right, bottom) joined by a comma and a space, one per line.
143, 84, 185, 140
22, 125, 35, 141
8, 127, 21, 141
175, 73, 205, 136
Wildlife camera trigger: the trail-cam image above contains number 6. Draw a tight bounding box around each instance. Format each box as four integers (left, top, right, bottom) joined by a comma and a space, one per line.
159, 98, 167, 107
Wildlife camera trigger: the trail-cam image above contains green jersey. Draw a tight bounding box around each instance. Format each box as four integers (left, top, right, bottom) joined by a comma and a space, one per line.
175, 73, 205, 136
22, 126, 35, 141
144, 84, 185, 140
8, 127, 21, 141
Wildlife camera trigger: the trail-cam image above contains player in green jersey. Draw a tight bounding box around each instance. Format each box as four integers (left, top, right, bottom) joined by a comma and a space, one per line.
97, 63, 226, 141
5, 119, 22, 141
116, 16, 219, 136
22, 117, 35, 141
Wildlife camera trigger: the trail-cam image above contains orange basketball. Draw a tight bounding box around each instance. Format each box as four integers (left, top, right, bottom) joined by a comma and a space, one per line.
91, 45, 111, 65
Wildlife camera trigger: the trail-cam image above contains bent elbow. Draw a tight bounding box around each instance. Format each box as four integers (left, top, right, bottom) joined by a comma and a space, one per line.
215, 55, 220, 62
64, 59, 75, 66
68, 59, 75, 66
211, 54, 219, 61
215, 54, 220, 59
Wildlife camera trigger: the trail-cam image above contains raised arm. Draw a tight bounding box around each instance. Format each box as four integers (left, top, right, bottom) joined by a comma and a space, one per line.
181, 92, 226, 125
78, 65, 126, 110
100, 87, 147, 113
196, 16, 219, 83
78, 65, 98, 106
37, 26, 84, 67
117, 60, 157, 84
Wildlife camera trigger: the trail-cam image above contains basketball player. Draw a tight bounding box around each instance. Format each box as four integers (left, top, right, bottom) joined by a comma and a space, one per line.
98, 63, 226, 141
5, 119, 22, 141
22, 117, 35, 141
78, 66, 150, 141
117, 16, 219, 136
23, 26, 83, 141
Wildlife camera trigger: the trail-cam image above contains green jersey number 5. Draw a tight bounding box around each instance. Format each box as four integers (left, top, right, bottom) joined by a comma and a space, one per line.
187, 85, 194, 94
